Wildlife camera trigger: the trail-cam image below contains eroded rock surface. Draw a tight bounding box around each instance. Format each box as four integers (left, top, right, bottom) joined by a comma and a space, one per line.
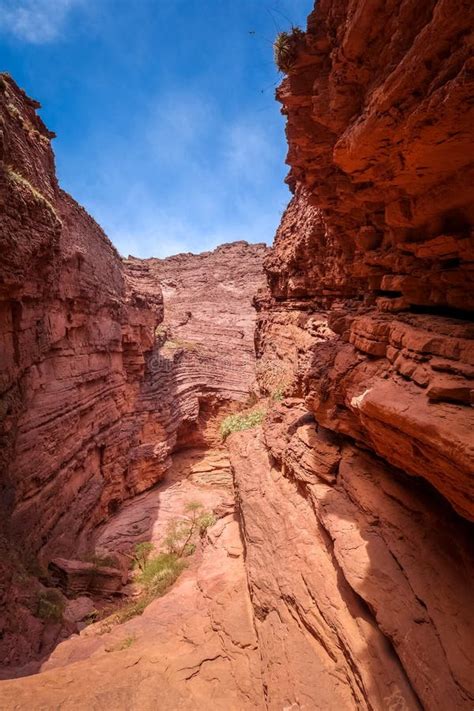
0, 75, 164, 667
249, 1, 474, 709
122, 241, 266, 476
1, 0, 474, 708
0, 74, 265, 670
0, 447, 265, 710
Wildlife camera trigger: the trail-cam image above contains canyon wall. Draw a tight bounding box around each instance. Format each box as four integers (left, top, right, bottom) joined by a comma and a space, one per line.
235, 1, 473, 709
124, 241, 266, 458
0, 75, 168, 560
0, 74, 265, 667
1, 0, 474, 708
0, 74, 163, 664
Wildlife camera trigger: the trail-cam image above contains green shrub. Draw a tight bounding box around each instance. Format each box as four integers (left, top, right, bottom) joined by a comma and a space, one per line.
137, 552, 186, 596
197, 511, 217, 534
154, 324, 167, 338
132, 542, 155, 572
111, 553, 185, 625
272, 385, 285, 402
220, 410, 265, 440
273, 27, 304, 73
112, 596, 150, 625
36, 589, 64, 622
164, 501, 215, 556
103, 503, 215, 625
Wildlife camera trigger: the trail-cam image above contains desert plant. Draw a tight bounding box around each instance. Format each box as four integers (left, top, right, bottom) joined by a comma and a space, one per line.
272, 384, 286, 402
36, 588, 65, 622
164, 502, 215, 556
132, 542, 155, 572
154, 324, 167, 338
220, 410, 265, 440
112, 596, 150, 625
273, 27, 303, 73
162, 338, 199, 352
197, 511, 217, 534
102, 504, 215, 625
136, 552, 185, 596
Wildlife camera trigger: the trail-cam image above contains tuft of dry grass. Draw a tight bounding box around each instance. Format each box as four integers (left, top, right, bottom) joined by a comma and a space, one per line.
273, 27, 304, 73
6, 167, 61, 222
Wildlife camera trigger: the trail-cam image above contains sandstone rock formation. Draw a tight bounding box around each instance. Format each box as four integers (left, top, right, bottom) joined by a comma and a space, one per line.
248, 1, 474, 708
123, 241, 266, 472
48, 559, 123, 597
1, 0, 474, 708
0, 73, 265, 669
0, 73, 162, 667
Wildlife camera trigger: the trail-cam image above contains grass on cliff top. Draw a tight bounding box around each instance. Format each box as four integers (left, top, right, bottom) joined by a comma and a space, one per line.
220, 409, 265, 440
273, 26, 304, 73
6, 167, 60, 222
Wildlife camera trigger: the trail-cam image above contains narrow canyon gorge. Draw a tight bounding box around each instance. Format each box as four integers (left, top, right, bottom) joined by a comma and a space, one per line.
0, 1, 473, 709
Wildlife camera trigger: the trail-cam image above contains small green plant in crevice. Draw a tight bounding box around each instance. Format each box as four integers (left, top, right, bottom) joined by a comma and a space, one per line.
105, 634, 136, 652
162, 338, 199, 352
136, 553, 185, 596
273, 26, 304, 73
272, 384, 286, 402
106, 502, 216, 626
164, 501, 216, 557
6, 167, 60, 222
36, 588, 65, 623
132, 541, 155, 572
220, 409, 265, 440
154, 323, 168, 339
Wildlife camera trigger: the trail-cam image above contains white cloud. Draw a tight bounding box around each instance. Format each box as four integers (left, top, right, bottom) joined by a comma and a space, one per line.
83, 173, 282, 260
0, 0, 84, 43
62, 88, 290, 259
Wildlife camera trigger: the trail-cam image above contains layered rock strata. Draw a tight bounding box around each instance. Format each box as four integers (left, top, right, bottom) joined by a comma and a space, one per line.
1, 0, 474, 707
0, 74, 265, 669
0, 75, 162, 563
123, 241, 266, 475
248, 1, 474, 708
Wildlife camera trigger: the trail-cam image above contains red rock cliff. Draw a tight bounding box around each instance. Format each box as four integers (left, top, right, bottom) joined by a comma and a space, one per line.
0, 76, 165, 556
0, 74, 266, 667
0, 2, 473, 707
124, 241, 266, 459
258, 0, 474, 519
236, 2, 474, 709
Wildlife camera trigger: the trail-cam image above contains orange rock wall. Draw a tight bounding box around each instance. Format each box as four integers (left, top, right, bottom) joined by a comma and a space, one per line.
243, 1, 474, 709
0, 75, 265, 667
0, 76, 163, 560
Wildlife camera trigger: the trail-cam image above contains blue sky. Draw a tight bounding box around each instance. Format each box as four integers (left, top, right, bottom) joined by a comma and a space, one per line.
0, 0, 311, 257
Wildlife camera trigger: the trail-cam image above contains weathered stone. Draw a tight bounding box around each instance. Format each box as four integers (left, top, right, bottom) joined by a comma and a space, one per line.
49, 559, 123, 597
